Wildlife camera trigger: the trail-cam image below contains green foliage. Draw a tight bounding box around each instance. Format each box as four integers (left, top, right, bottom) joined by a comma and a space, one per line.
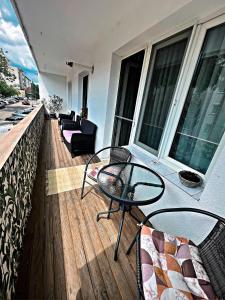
0, 81, 19, 97
0, 49, 15, 82
0, 48, 19, 97
31, 82, 39, 99
46, 94, 63, 113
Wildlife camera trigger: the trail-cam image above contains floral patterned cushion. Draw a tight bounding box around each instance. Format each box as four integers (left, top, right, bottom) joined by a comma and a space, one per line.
87, 166, 101, 181
140, 225, 217, 300
87, 165, 121, 182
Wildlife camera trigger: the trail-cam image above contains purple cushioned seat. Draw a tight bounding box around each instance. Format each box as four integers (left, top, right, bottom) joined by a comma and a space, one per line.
63, 130, 81, 143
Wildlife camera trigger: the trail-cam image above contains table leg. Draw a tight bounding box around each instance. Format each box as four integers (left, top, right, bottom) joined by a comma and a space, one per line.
96, 205, 120, 222
114, 207, 126, 261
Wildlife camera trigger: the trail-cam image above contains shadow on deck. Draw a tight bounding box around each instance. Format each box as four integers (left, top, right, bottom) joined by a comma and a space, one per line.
15, 120, 145, 300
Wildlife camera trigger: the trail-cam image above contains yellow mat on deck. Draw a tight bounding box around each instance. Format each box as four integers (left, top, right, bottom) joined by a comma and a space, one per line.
46, 161, 108, 196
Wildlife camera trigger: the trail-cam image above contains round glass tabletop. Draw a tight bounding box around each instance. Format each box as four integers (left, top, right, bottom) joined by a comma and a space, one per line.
97, 162, 165, 205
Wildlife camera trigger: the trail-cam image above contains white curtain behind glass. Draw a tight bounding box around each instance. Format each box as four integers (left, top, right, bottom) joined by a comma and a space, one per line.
170, 23, 225, 174
138, 36, 189, 151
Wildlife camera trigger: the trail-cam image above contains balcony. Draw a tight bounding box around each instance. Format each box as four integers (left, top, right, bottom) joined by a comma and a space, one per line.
1, 0, 225, 299
1, 113, 143, 299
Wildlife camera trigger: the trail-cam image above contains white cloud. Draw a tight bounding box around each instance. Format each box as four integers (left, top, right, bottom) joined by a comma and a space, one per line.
0, 15, 37, 76
0, 17, 26, 46
2, 7, 10, 17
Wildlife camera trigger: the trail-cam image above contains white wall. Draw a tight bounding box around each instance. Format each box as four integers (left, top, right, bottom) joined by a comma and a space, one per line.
83, 0, 225, 242
68, 66, 92, 117
65, 1, 225, 243
85, 0, 225, 150
39, 71, 68, 112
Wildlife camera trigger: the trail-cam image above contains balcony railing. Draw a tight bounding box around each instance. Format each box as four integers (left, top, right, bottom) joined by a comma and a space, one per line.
0, 105, 44, 298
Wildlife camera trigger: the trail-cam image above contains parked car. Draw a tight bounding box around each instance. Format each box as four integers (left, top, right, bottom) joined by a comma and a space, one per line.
23, 107, 33, 113
22, 99, 31, 105
0, 101, 6, 109
5, 115, 24, 121
12, 112, 27, 118
2, 100, 9, 105
7, 98, 15, 104
0, 124, 13, 134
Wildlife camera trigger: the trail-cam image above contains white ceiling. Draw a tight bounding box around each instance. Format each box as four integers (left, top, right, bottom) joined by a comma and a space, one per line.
13, 0, 225, 76
13, 0, 153, 75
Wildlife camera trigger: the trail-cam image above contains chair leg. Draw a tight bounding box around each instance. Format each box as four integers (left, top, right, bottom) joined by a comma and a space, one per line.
81, 175, 86, 199
126, 229, 141, 255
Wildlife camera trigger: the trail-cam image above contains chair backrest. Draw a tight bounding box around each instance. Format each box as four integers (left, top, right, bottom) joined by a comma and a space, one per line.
70, 111, 75, 118
76, 115, 81, 123
81, 119, 97, 135
198, 221, 225, 298
109, 147, 132, 163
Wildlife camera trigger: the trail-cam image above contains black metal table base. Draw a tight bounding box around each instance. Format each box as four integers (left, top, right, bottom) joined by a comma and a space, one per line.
96, 201, 141, 261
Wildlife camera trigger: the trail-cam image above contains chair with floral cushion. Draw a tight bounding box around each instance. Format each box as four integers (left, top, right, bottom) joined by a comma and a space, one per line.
126, 208, 225, 300
81, 146, 132, 216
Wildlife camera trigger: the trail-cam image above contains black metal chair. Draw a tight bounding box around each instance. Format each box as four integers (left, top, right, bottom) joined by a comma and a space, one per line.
81, 146, 132, 215
126, 208, 225, 300
58, 110, 75, 125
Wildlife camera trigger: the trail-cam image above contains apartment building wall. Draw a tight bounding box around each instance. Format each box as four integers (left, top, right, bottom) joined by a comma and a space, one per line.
66, 1, 225, 243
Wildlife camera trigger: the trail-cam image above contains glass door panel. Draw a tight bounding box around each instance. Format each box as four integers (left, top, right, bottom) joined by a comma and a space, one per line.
136, 30, 191, 154
112, 50, 145, 146
170, 23, 225, 174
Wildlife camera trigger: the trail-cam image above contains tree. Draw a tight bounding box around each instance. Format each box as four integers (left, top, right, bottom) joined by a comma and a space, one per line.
0, 81, 19, 97
31, 82, 39, 99
0, 48, 15, 82
45, 95, 63, 114
0, 48, 19, 97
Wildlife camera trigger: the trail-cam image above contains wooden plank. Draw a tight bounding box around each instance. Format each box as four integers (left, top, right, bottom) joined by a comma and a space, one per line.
78, 190, 123, 300
65, 192, 95, 300
88, 192, 137, 296
71, 190, 108, 299
15, 120, 142, 300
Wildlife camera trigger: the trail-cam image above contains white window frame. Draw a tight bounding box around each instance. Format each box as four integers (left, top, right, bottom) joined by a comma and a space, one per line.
130, 14, 225, 179
111, 46, 147, 146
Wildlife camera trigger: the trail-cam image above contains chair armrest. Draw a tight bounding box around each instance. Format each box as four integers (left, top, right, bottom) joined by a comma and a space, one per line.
61, 122, 81, 131
59, 113, 71, 119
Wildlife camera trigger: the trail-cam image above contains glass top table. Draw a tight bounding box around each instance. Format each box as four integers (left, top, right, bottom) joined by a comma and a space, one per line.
97, 162, 165, 260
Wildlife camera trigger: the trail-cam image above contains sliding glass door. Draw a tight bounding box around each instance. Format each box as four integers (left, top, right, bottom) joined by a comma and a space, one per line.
136, 30, 191, 154
112, 50, 145, 146
170, 23, 225, 174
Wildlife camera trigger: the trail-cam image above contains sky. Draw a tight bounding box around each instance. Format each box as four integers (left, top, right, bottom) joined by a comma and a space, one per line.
0, 0, 38, 83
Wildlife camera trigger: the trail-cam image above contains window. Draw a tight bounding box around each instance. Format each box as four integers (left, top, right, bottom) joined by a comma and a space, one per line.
170, 23, 225, 174
136, 30, 191, 155
134, 17, 225, 175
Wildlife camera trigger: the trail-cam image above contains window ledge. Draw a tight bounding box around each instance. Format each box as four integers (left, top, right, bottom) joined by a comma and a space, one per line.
127, 144, 204, 201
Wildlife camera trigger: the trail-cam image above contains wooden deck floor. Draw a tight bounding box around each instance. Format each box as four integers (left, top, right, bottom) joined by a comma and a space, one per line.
15, 120, 145, 300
